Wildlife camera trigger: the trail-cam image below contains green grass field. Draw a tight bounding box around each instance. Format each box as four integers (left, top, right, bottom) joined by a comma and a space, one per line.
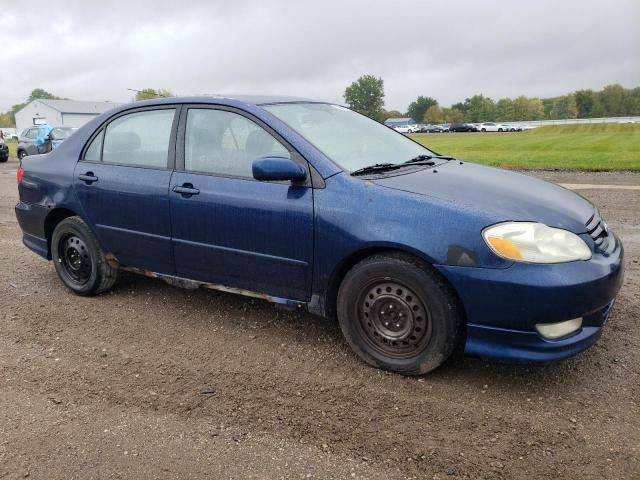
5, 138, 17, 157
411, 124, 640, 171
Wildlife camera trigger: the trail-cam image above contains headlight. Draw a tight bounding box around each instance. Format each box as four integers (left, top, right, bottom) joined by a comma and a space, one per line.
483, 222, 592, 263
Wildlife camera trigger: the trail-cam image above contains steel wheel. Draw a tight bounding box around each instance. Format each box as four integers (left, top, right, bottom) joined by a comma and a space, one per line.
358, 281, 432, 359
58, 234, 92, 285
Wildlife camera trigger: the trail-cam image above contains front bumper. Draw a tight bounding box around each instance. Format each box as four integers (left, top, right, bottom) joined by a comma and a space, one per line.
464, 300, 614, 362
436, 235, 624, 363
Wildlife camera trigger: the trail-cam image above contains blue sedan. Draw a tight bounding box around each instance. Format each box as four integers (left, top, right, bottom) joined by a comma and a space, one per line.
15, 96, 624, 375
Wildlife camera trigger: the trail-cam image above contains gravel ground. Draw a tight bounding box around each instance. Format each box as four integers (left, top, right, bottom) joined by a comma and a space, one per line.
1, 158, 638, 479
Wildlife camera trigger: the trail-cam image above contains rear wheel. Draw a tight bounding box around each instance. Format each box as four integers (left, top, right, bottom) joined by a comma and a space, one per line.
18, 150, 27, 160
51, 216, 118, 296
337, 254, 463, 375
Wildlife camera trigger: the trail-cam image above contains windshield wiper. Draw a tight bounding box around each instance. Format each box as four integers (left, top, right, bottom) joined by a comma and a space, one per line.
350, 163, 400, 176
351, 155, 457, 176
351, 158, 444, 176
403, 154, 456, 164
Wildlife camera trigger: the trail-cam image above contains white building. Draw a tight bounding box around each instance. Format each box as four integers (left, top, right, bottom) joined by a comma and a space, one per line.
15, 99, 123, 135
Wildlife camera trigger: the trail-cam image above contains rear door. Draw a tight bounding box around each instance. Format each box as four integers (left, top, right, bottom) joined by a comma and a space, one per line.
74, 106, 179, 275
169, 106, 314, 301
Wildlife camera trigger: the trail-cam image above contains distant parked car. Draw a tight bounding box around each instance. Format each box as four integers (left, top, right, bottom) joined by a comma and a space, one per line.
449, 123, 477, 132
394, 124, 419, 134
384, 118, 418, 133
1, 129, 18, 140
17, 126, 77, 159
440, 124, 450, 132
0, 139, 8, 162
479, 122, 508, 132
419, 125, 443, 133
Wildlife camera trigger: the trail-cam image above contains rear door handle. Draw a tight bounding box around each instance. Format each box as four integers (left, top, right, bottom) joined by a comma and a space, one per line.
78, 172, 98, 183
172, 184, 200, 196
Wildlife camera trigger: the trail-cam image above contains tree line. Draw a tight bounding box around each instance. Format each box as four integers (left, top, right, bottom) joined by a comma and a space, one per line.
2, 82, 638, 128
344, 75, 640, 124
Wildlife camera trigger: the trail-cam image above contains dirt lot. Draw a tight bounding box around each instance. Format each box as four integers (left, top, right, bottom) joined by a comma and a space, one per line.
1, 158, 638, 479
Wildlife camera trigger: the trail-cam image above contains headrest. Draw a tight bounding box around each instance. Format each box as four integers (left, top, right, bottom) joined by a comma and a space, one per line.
245, 130, 275, 156
105, 131, 141, 153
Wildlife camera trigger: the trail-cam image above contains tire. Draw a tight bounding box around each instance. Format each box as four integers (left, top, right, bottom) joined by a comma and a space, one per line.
51, 216, 118, 296
18, 150, 27, 160
498, 128, 503, 132
481, 128, 486, 132
337, 253, 463, 375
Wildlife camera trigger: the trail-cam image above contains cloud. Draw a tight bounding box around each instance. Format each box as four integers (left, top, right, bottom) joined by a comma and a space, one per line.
1, 0, 638, 112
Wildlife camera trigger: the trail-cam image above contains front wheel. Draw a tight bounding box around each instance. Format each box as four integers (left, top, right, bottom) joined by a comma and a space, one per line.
51, 216, 118, 296
18, 150, 27, 160
337, 254, 463, 375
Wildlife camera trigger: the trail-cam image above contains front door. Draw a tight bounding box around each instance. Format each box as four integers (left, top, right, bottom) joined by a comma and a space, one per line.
169, 106, 314, 301
24, 128, 38, 155
74, 107, 178, 275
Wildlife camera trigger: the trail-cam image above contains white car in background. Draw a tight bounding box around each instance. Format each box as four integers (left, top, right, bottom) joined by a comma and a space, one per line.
394, 124, 419, 133
479, 122, 509, 132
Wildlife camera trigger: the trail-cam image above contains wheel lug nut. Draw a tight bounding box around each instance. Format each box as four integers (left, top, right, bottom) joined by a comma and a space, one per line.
395, 323, 400, 328
384, 322, 389, 327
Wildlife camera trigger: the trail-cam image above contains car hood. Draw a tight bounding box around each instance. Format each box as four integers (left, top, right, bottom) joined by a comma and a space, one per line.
371, 161, 594, 233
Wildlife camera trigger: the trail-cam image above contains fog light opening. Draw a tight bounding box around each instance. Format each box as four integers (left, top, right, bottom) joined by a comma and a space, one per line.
536, 318, 583, 340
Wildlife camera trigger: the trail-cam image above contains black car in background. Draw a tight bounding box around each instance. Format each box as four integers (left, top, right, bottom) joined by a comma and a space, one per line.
449, 123, 478, 132
0, 140, 8, 162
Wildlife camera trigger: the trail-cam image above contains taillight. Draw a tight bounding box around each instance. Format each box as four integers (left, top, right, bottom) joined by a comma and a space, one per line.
17, 166, 24, 185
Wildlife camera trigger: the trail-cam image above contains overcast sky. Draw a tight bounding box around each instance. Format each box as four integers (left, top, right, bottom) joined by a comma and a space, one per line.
1, 0, 638, 112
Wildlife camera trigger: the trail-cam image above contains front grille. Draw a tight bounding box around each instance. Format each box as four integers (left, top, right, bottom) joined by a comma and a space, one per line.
585, 209, 615, 253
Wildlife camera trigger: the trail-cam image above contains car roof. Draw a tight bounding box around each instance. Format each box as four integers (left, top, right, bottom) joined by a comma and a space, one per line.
128, 94, 321, 108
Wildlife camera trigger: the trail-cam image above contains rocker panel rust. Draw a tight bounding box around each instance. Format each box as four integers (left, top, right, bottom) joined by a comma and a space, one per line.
105, 253, 304, 309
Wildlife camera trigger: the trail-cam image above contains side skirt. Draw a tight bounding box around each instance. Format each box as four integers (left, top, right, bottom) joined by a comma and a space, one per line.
105, 254, 307, 311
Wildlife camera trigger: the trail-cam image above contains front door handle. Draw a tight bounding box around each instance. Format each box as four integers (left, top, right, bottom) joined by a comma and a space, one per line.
172, 184, 200, 196
78, 172, 98, 184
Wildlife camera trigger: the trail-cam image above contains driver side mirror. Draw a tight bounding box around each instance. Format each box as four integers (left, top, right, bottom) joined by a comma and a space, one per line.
252, 156, 307, 182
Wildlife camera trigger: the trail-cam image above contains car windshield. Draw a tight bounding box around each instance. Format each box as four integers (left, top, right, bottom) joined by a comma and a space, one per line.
51, 127, 77, 140
263, 103, 435, 172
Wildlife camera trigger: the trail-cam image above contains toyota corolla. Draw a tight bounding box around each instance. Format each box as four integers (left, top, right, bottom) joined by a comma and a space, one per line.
15, 96, 624, 375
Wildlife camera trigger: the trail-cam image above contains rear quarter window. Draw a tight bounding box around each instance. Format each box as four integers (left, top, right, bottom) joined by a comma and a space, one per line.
83, 130, 104, 162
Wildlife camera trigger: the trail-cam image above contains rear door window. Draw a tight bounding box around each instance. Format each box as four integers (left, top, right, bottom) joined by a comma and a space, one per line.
102, 109, 175, 169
